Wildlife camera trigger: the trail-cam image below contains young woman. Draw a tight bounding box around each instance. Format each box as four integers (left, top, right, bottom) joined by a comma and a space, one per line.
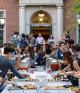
60, 50, 80, 86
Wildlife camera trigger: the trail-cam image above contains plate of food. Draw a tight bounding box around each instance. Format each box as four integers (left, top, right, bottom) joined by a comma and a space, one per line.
23, 84, 37, 90
45, 86, 67, 90
70, 86, 80, 91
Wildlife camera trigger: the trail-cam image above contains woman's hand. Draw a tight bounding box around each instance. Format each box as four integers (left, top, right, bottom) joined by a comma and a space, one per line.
65, 71, 74, 75
60, 70, 65, 75
74, 71, 80, 74
60, 71, 74, 78
73, 70, 80, 78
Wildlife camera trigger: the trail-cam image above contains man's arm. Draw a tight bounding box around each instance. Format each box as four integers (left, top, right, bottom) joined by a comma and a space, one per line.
8, 61, 23, 79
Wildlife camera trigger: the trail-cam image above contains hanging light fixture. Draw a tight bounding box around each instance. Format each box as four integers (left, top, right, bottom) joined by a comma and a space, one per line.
39, 18, 43, 22
38, 12, 45, 23
38, 14, 44, 17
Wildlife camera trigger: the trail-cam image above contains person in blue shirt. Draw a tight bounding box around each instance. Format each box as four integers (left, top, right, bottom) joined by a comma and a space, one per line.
0, 45, 23, 79
57, 41, 65, 60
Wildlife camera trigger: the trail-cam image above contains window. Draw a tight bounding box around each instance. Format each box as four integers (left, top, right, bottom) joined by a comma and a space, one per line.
0, 10, 6, 18
0, 11, 4, 18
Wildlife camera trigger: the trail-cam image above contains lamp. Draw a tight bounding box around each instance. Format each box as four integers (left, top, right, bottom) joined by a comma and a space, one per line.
0, 19, 5, 29
77, 19, 80, 25
38, 14, 44, 23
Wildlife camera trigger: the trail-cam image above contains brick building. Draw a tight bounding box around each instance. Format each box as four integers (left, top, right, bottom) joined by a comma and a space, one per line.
0, 0, 79, 44
64, 0, 77, 42
0, 0, 19, 43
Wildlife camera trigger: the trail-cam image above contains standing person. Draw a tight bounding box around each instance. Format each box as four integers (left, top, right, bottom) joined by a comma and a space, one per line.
20, 33, 27, 54
66, 39, 74, 55
47, 35, 54, 45
28, 33, 36, 46
65, 31, 70, 44
0, 45, 23, 79
36, 46, 46, 66
20, 33, 26, 49
50, 44, 58, 59
28, 46, 36, 68
57, 41, 65, 60
11, 31, 20, 48
25, 35, 29, 45
36, 33, 45, 48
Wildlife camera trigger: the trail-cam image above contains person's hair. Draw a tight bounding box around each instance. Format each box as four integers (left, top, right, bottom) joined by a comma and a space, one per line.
28, 46, 35, 59
63, 51, 74, 70
26, 35, 29, 39
4, 46, 15, 54
67, 39, 74, 45
50, 41, 54, 45
50, 35, 54, 39
14, 31, 19, 35
67, 31, 69, 34
75, 44, 80, 52
52, 45, 58, 50
22, 33, 25, 38
59, 41, 65, 47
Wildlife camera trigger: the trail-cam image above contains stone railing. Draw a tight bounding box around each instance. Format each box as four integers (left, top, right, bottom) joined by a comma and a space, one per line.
19, 0, 63, 6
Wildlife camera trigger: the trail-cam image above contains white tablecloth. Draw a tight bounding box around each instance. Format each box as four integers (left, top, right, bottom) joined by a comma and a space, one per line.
2, 88, 75, 93
2, 81, 75, 93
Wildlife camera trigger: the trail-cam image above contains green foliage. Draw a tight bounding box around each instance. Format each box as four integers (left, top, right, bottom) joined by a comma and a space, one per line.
74, 0, 80, 14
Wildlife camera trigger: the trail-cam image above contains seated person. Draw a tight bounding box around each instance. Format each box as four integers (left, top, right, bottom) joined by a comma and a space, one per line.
60, 50, 80, 86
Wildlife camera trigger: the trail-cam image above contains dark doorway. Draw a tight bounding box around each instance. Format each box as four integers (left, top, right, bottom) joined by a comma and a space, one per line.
32, 26, 51, 40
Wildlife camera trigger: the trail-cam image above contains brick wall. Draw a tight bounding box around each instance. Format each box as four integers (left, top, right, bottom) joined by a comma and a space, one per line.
64, 0, 77, 43
0, 0, 19, 42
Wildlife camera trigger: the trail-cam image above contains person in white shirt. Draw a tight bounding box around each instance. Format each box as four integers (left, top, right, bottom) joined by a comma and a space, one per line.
47, 35, 54, 45
36, 33, 45, 48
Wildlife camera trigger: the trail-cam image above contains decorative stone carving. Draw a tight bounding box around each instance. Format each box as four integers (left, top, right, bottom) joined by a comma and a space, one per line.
19, 0, 63, 6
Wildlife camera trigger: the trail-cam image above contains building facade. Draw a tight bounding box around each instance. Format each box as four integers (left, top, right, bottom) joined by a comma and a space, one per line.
0, 0, 19, 43
0, 0, 79, 44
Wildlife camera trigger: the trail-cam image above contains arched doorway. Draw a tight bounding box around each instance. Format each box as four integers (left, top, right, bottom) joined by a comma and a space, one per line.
30, 10, 52, 40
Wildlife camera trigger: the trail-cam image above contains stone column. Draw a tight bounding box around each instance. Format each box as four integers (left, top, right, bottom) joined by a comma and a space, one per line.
57, 6, 63, 42
19, 6, 26, 34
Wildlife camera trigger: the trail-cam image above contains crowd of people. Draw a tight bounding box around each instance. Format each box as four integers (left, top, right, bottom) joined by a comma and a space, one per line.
0, 31, 80, 90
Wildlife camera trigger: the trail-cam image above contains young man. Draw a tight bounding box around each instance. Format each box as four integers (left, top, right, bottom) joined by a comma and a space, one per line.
0, 45, 23, 79
36, 33, 45, 48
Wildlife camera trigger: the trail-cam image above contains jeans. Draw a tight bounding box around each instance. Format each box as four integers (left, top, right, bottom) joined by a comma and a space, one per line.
67, 75, 78, 86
